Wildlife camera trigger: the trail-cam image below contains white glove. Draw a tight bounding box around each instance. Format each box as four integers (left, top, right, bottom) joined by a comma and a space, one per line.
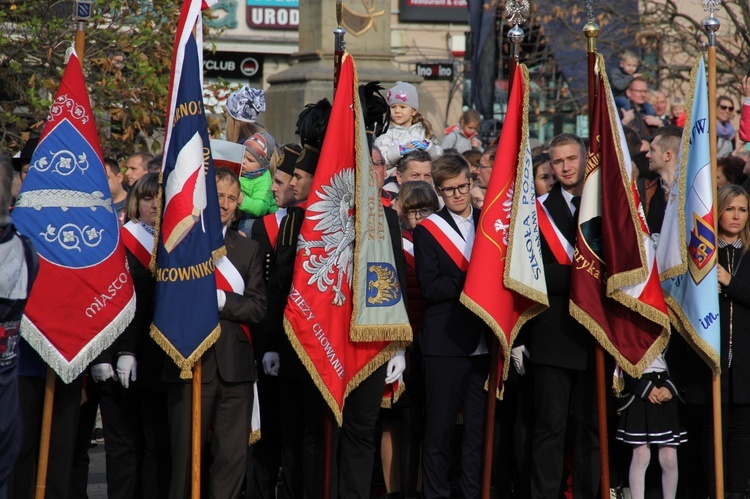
511, 345, 529, 376
262, 352, 280, 376
385, 349, 406, 384
116, 355, 137, 389
90, 363, 115, 383
216, 290, 226, 311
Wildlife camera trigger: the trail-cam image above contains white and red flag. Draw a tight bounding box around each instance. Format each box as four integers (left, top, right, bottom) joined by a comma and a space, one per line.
13, 50, 135, 382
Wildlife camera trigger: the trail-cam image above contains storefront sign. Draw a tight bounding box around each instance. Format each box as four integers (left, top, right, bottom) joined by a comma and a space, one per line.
416, 63, 455, 81
246, 0, 299, 29
203, 51, 264, 80
398, 0, 468, 23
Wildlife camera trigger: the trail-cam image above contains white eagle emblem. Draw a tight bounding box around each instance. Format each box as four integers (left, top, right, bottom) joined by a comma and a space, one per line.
297, 168, 356, 306
493, 183, 515, 245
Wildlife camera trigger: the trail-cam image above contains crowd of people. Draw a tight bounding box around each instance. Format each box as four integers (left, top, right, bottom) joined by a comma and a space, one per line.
2, 57, 750, 499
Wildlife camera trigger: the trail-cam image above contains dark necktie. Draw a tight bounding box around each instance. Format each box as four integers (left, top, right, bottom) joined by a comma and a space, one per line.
572, 196, 581, 223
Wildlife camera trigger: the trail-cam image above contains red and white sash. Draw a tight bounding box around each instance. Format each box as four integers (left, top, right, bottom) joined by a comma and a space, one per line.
215, 255, 252, 342
262, 209, 285, 248
215, 249, 262, 445
121, 221, 154, 269
419, 214, 471, 271
402, 232, 415, 268
535, 198, 574, 266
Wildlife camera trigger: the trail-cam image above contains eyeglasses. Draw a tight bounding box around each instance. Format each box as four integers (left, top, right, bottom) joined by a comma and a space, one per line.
630, 88, 648, 94
405, 208, 434, 219
474, 162, 493, 170
436, 182, 472, 196
720, 105, 735, 112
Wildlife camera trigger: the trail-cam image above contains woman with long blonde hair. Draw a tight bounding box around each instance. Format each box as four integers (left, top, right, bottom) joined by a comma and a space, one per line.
715, 184, 750, 498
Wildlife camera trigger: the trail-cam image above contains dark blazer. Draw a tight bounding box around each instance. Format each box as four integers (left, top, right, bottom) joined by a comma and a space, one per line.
524, 183, 592, 370
250, 212, 279, 285
250, 213, 279, 358
412, 206, 488, 357
163, 229, 266, 384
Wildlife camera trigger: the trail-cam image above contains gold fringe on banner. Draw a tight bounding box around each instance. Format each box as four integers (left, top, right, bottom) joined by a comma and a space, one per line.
150, 324, 222, 380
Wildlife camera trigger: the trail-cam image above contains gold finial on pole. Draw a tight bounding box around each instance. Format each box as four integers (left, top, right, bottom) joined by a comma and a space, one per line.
583, 21, 600, 55
505, 1, 528, 96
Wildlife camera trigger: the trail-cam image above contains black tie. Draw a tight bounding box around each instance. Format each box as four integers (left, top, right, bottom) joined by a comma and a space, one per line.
572, 196, 581, 222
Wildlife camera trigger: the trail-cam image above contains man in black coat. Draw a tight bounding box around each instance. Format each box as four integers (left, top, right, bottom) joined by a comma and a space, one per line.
523, 133, 599, 498
164, 169, 266, 499
412, 154, 490, 499
246, 143, 301, 499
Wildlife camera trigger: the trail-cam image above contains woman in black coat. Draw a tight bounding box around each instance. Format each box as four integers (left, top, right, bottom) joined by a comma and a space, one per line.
716, 184, 750, 498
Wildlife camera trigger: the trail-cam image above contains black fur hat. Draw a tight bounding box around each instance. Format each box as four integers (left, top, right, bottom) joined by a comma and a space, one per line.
294, 98, 332, 175
358, 81, 390, 149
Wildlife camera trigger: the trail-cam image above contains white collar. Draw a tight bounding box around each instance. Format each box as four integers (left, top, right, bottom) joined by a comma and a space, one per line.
448, 206, 474, 226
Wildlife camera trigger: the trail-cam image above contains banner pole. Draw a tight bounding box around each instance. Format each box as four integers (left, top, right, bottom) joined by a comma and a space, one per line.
481, 338, 498, 499
582, 19, 611, 499
479, 17, 525, 499
191, 358, 202, 499
703, 3, 724, 497
321, 5, 345, 498
36, 4, 90, 494
34, 368, 56, 499
73, 0, 90, 59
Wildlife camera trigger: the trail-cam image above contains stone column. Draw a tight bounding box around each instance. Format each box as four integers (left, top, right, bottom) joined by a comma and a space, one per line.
264, 0, 420, 144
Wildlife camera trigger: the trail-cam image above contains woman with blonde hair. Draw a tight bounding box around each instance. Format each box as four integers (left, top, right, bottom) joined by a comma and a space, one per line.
715, 184, 750, 498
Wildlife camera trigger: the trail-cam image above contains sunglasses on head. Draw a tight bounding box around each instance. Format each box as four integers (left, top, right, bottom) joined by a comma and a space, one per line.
720, 104, 734, 112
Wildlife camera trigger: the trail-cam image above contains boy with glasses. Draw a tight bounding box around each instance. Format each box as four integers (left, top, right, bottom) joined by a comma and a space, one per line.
412, 155, 490, 499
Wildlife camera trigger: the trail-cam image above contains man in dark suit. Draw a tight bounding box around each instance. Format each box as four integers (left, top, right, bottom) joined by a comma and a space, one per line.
412, 154, 490, 499
247, 143, 301, 499
165, 168, 266, 499
524, 133, 599, 498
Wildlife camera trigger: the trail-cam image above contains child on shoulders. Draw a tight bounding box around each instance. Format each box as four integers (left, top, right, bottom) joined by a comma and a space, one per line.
374, 81, 443, 173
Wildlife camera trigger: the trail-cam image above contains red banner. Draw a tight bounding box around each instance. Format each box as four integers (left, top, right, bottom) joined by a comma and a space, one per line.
460, 65, 548, 385
569, 56, 670, 377
283, 53, 406, 424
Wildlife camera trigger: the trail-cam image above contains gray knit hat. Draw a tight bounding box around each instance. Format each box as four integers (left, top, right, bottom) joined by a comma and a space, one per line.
386, 81, 419, 111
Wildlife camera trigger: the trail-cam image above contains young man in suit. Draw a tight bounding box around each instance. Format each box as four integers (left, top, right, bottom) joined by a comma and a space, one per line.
165, 168, 266, 499
412, 154, 490, 499
524, 133, 599, 498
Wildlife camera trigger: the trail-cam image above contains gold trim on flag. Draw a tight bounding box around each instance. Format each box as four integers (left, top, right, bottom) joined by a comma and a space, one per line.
149, 324, 222, 380
284, 316, 408, 425
660, 59, 700, 281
